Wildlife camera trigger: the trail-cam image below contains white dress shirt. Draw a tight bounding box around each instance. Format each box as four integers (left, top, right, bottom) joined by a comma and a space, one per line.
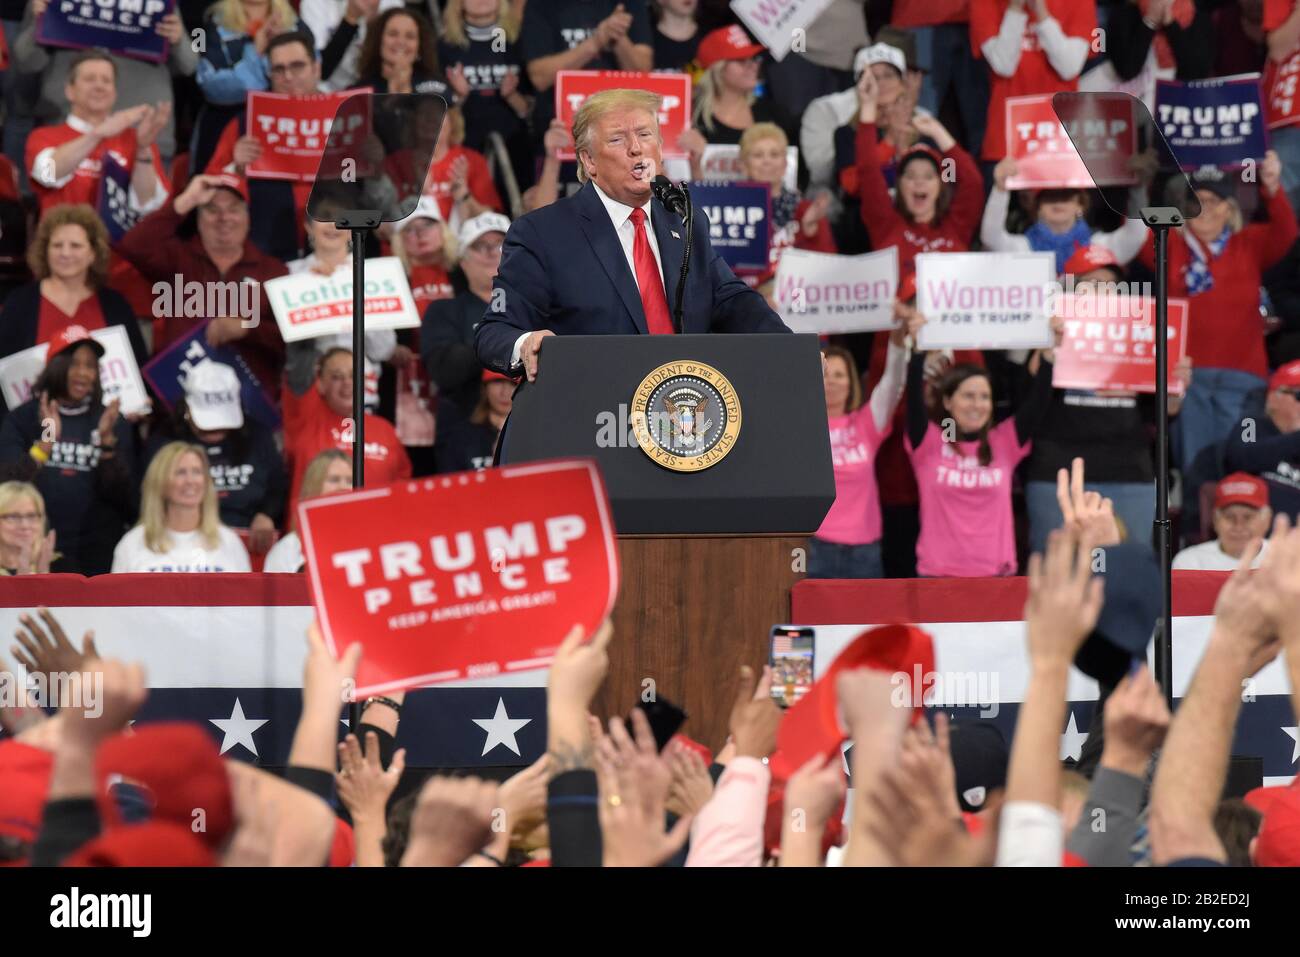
511, 180, 672, 366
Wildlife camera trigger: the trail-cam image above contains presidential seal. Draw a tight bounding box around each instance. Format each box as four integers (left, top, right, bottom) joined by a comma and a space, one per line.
630, 361, 741, 472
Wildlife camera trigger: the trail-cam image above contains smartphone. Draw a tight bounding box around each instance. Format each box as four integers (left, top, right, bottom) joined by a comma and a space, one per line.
624, 696, 687, 752
770, 625, 816, 709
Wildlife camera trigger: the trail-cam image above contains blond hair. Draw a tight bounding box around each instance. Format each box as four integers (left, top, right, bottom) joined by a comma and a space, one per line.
211, 0, 297, 34
392, 220, 458, 271
442, 0, 519, 47
739, 122, 787, 161
693, 62, 755, 135
573, 89, 663, 185
292, 449, 350, 532
0, 482, 46, 533
139, 442, 222, 552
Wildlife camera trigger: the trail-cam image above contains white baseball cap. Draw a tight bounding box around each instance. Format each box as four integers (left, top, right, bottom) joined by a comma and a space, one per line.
184, 360, 244, 431
855, 42, 906, 78
394, 195, 444, 233
458, 212, 511, 253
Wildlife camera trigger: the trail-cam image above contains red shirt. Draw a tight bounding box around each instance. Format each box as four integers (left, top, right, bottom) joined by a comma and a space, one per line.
1263, 0, 1300, 129
1138, 188, 1298, 379
422, 146, 504, 221
407, 263, 454, 320
25, 118, 167, 214
970, 0, 1096, 161
35, 292, 106, 346
891, 0, 969, 27
286, 389, 413, 515
855, 122, 984, 278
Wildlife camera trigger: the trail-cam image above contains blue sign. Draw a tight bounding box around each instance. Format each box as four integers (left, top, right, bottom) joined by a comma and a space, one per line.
97, 154, 139, 243
690, 181, 772, 275
1155, 73, 1268, 170
37, 0, 174, 64
142, 324, 281, 430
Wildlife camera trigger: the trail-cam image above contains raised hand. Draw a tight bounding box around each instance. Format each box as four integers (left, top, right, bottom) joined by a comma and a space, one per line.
156, 11, 184, 44
1262, 149, 1283, 197
595, 709, 692, 866
665, 741, 714, 818
63, 658, 148, 748
232, 135, 263, 169
11, 608, 100, 687
303, 619, 361, 714
401, 776, 499, 866
728, 664, 782, 759
447, 63, 471, 98
855, 67, 879, 123
911, 113, 954, 151
135, 101, 171, 149
993, 155, 1019, 191
1055, 457, 1122, 550
336, 731, 406, 825
779, 751, 847, 866
1024, 529, 1105, 670
544, 119, 573, 158
1100, 663, 1171, 776
93, 104, 150, 140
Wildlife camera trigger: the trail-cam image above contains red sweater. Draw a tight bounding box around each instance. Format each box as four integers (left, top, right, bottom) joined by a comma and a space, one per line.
1137, 188, 1298, 379
855, 122, 983, 278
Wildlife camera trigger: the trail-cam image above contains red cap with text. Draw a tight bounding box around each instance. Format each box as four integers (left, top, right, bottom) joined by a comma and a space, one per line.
212, 172, 250, 203
1063, 244, 1119, 278
697, 26, 764, 69
47, 324, 106, 361
1214, 472, 1268, 511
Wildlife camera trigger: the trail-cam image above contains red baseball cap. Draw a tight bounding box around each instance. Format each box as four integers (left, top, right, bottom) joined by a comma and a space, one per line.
0, 740, 53, 844
1063, 244, 1120, 279
697, 26, 763, 69
94, 723, 234, 850
1268, 359, 1300, 392
1214, 472, 1268, 511
482, 368, 513, 383
210, 172, 250, 203
896, 142, 943, 177
1255, 785, 1300, 866
47, 324, 105, 361
66, 821, 217, 867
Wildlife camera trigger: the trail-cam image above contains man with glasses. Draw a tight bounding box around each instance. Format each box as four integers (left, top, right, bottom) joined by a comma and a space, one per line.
1225, 360, 1300, 523
203, 30, 327, 262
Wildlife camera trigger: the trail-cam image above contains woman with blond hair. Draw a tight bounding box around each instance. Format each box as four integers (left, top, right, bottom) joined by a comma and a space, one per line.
685, 27, 794, 146
264, 449, 351, 573
111, 442, 250, 573
0, 482, 57, 576
192, 0, 298, 172
0, 205, 147, 397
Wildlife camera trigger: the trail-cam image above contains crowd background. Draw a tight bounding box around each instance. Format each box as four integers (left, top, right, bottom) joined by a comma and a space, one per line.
0, 0, 1297, 582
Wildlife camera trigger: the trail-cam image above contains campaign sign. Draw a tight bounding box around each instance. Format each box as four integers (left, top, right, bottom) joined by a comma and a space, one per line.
555, 71, 691, 161
298, 459, 621, 696
97, 154, 140, 244
1052, 296, 1189, 395
1005, 94, 1137, 190
37, 0, 173, 63
0, 326, 149, 415
1155, 74, 1266, 170
1265, 50, 1300, 130
142, 324, 280, 428
689, 181, 770, 274
774, 247, 898, 334
246, 90, 371, 182
264, 258, 421, 343
916, 252, 1055, 350
730, 0, 834, 61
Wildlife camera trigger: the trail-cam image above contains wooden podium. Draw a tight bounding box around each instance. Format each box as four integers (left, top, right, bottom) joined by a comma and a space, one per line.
500, 334, 833, 752
599, 535, 805, 751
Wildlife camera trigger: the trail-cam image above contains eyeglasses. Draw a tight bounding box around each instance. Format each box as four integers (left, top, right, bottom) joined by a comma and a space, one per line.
0, 512, 43, 525
469, 241, 504, 257
403, 221, 439, 236
270, 60, 312, 78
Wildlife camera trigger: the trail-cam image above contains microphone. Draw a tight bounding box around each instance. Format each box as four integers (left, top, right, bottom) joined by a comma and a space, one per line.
651, 175, 689, 219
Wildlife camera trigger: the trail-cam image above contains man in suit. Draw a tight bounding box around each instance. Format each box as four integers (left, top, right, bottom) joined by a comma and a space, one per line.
474, 88, 791, 381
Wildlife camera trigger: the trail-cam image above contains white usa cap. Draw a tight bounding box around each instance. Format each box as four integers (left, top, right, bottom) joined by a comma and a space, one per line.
458, 212, 511, 253
855, 42, 906, 78
183, 360, 244, 431
394, 195, 445, 233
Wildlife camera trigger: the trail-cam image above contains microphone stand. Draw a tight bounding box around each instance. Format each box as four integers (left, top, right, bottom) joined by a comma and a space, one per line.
673, 185, 693, 333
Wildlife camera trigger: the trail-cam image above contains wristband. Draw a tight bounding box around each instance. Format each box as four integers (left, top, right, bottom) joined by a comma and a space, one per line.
29, 443, 49, 464
476, 850, 506, 866
363, 695, 403, 716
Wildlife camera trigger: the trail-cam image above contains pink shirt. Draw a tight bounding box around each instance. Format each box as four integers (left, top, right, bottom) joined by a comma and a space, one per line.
817, 404, 889, 545
907, 417, 1030, 577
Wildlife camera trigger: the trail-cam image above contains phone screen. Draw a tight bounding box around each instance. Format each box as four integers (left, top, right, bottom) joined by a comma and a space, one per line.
770, 626, 815, 709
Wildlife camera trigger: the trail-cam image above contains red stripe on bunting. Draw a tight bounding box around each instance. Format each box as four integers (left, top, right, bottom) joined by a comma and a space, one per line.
0, 574, 312, 608
792, 570, 1231, 625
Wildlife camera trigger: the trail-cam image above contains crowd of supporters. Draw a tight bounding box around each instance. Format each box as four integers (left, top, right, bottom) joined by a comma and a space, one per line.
0, 0, 1298, 581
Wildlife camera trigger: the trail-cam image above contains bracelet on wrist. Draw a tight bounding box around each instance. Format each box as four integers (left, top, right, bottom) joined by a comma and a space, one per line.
363, 695, 403, 716
29, 443, 50, 464
476, 850, 506, 866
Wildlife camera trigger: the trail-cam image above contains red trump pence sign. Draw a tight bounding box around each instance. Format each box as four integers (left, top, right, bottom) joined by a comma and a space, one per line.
246, 90, 372, 182
1005, 94, 1137, 190
298, 459, 620, 697
554, 71, 691, 161
1052, 295, 1189, 394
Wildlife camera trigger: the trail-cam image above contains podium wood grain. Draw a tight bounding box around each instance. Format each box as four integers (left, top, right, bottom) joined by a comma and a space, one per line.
596, 535, 805, 753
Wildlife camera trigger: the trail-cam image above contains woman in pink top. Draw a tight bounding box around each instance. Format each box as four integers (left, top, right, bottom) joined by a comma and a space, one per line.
808, 322, 909, 578
904, 313, 1058, 577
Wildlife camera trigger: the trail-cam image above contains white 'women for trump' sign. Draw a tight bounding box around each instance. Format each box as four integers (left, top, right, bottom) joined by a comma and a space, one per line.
915, 252, 1056, 351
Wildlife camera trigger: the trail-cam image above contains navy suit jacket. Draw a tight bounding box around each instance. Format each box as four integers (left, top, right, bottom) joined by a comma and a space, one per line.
474, 181, 791, 373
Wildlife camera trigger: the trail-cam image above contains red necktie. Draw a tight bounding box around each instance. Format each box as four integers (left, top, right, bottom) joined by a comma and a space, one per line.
629, 207, 675, 335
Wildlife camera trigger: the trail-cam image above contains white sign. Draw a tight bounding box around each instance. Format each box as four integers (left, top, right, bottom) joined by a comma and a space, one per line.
730, 0, 834, 61
774, 247, 898, 334
263, 257, 422, 343
696, 143, 799, 192
0, 325, 150, 415
915, 252, 1056, 350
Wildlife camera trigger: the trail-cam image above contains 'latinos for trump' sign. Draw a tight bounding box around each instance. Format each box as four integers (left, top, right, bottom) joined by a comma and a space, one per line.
37, 0, 173, 64
246, 90, 370, 182
1005, 94, 1137, 190
1155, 74, 1266, 170
555, 71, 691, 161
263, 258, 421, 343
0, 325, 149, 415
1052, 295, 1189, 395
298, 459, 620, 697
915, 252, 1055, 350
690, 181, 770, 274
775, 247, 898, 335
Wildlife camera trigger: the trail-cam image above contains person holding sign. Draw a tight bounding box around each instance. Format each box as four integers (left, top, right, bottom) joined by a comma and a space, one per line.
852, 66, 983, 280
0, 327, 136, 575
904, 310, 1059, 577
0, 205, 148, 403
24, 50, 171, 216
111, 441, 252, 573
264, 448, 351, 573
0, 482, 57, 576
